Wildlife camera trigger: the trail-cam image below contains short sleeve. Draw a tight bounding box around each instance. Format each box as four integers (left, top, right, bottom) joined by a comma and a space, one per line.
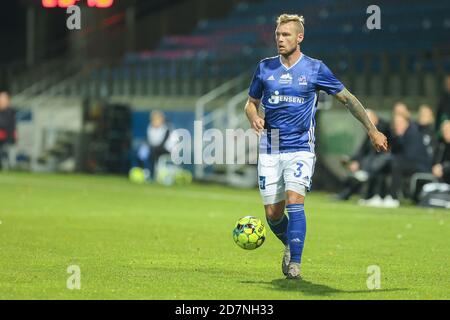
315, 61, 344, 95
248, 63, 263, 99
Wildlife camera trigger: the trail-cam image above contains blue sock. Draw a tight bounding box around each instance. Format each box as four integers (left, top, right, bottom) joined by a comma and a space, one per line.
266, 214, 289, 245
286, 204, 307, 264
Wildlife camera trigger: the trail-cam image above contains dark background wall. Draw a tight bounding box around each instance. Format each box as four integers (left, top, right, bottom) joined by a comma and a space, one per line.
0, 0, 255, 66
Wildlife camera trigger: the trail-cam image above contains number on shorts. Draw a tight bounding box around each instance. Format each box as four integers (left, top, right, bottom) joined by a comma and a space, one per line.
294, 162, 303, 178
259, 176, 266, 190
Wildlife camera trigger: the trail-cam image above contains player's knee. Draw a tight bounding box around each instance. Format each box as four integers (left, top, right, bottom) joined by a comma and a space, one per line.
285, 190, 305, 205
264, 202, 285, 220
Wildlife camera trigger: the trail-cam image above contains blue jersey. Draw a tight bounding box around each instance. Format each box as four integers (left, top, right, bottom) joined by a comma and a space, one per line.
248, 54, 344, 154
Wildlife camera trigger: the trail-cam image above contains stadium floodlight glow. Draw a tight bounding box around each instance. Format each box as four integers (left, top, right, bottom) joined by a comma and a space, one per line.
87, 0, 114, 8
41, 0, 114, 8
42, 0, 78, 7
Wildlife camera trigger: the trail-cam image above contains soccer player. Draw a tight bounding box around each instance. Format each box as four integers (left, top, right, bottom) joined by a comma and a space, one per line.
244, 14, 388, 279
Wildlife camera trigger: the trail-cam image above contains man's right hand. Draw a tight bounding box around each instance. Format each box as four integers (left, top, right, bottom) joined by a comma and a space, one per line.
244, 97, 264, 135
250, 116, 265, 135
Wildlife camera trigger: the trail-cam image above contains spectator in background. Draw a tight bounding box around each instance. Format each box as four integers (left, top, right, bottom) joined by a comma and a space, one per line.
417, 104, 437, 160
336, 109, 391, 204
435, 75, 450, 136
432, 121, 450, 184
147, 110, 172, 180
386, 113, 432, 207
393, 101, 411, 120
0, 90, 16, 170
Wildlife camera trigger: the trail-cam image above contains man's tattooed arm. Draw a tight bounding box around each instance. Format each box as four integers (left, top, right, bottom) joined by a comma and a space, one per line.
334, 88, 377, 134
334, 88, 389, 152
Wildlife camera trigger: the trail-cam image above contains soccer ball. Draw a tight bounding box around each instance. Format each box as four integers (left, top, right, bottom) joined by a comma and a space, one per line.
156, 166, 175, 186
128, 167, 149, 184
232, 216, 266, 250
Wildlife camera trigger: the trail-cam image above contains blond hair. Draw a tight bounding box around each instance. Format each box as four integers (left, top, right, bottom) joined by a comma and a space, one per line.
276, 14, 305, 33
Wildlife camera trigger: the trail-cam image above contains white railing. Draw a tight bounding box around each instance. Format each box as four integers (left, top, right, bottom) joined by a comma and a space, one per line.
194, 72, 250, 179
11, 69, 86, 171
225, 89, 254, 185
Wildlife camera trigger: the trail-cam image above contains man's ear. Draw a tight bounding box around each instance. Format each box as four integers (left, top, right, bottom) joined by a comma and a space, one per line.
298, 33, 304, 44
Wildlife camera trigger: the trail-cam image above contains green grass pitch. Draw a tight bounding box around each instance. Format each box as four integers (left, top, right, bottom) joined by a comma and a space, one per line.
0, 172, 449, 299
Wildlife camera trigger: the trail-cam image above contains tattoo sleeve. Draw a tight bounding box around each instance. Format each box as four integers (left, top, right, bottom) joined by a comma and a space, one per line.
335, 88, 377, 133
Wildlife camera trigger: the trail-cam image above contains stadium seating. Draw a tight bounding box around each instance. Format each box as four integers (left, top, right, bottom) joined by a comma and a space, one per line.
12, 0, 447, 100
79, 0, 448, 98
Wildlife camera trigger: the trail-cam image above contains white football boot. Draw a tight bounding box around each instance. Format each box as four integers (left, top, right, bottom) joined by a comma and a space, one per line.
286, 262, 302, 280
282, 244, 291, 275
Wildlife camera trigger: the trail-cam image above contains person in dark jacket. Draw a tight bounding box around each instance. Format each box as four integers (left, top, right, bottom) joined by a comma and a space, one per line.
417, 104, 438, 161
0, 91, 16, 170
432, 121, 450, 184
336, 109, 391, 202
386, 113, 432, 207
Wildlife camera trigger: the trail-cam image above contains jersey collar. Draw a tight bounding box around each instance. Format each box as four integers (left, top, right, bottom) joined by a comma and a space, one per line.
279, 52, 303, 71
